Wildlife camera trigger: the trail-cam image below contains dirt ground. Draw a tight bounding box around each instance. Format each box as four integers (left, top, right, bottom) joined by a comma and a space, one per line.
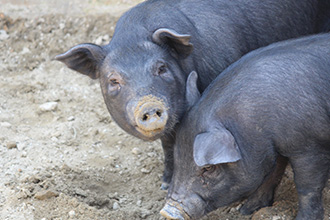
0, 1, 329, 219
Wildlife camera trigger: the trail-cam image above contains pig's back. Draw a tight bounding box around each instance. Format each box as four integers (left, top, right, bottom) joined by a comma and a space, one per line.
198, 34, 330, 155
109, 0, 321, 90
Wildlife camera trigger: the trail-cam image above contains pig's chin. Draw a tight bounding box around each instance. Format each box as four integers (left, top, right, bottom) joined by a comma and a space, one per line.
134, 126, 165, 141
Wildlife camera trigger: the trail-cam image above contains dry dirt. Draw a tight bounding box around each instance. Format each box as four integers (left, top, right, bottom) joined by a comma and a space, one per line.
0, 1, 329, 220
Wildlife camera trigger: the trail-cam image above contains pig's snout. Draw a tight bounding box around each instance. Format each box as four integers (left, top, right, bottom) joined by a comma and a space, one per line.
160, 200, 190, 220
135, 101, 168, 132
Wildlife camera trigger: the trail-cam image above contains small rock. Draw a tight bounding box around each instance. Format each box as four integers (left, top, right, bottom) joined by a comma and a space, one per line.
141, 168, 151, 174
21, 151, 27, 157
95, 35, 110, 45
52, 131, 61, 138
67, 116, 75, 121
113, 201, 120, 210
136, 200, 142, 207
95, 36, 103, 45
103, 34, 110, 42
51, 137, 58, 142
68, 210, 76, 217
229, 207, 236, 213
140, 210, 152, 219
39, 102, 58, 112
6, 142, 17, 149
34, 190, 59, 200
0, 30, 9, 40
147, 152, 156, 157
74, 188, 87, 198
119, 197, 127, 204
131, 147, 142, 155
21, 47, 31, 55
1, 122, 11, 127
108, 192, 119, 199
59, 23, 65, 29
235, 204, 242, 210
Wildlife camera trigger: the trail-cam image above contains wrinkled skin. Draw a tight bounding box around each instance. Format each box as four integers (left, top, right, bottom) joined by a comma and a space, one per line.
55, 0, 330, 188
162, 34, 330, 220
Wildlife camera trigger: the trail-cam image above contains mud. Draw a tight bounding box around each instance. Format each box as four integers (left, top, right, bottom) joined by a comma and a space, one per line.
0, 1, 329, 220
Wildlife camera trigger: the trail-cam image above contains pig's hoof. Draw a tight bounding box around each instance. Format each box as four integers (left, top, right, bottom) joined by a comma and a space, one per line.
239, 197, 273, 215
161, 182, 170, 190
239, 204, 256, 215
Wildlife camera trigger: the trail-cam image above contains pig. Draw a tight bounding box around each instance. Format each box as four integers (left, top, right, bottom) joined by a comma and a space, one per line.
160, 33, 330, 220
55, 0, 330, 189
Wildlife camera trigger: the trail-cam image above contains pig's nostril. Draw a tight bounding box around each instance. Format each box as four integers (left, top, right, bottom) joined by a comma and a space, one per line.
142, 113, 149, 121
156, 110, 162, 118
142, 110, 162, 121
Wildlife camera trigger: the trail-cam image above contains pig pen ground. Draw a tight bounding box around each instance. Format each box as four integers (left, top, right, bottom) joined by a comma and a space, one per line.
0, 0, 329, 219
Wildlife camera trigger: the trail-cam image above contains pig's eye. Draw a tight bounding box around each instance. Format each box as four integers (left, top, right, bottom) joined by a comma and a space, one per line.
202, 165, 216, 174
200, 165, 216, 186
105, 71, 123, 95
109, 78, 120, 86
157, 64, 167, 75
155, 61, 167, 75
108, 77, 121, 93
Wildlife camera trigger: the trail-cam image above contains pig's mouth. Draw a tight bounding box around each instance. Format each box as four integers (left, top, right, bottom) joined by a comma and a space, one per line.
135, 126, 165, 140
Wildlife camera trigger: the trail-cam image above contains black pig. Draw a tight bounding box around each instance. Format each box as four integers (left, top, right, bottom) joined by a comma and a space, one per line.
160, 33, 330, 220
55, 0, 329, 189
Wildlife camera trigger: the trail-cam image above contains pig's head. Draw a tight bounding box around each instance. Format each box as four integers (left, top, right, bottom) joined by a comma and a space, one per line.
55, 28, 193, 141
161, 125, 248, 219
160, 74, 266, 219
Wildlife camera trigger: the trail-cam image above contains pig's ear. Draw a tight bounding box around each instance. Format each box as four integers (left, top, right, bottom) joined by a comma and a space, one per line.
186, 71, 201, 108
55, 43, 106, 79
152, 28, 193, 58
193, 128, 241, 167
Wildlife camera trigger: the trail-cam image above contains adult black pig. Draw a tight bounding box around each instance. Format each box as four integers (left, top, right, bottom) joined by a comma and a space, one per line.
55, 0, 328, 189
160, 33, 330, 220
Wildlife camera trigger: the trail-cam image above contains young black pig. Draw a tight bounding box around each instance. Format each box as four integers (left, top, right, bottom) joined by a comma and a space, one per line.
161, 34, 330, 220
55, 0, 330, 189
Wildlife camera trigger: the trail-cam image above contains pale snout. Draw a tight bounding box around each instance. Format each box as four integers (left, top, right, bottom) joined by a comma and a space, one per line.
134, 99, 168, 135
160, 200, 190, 220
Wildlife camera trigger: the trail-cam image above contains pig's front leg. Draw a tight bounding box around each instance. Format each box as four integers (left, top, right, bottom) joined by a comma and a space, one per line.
160, 133, 176, 190
290, 153, 329, 220
240, 155, 288, 215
